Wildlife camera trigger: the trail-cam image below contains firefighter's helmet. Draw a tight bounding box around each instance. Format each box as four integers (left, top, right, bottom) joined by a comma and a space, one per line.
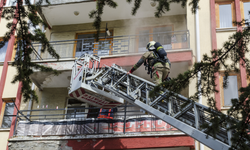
146, 41, 156, 51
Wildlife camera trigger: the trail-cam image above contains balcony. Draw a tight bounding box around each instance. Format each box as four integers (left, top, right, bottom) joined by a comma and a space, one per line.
38, 0, 187, 27
31, 30, 190, 60
29, 30, 192, 91
12, 105, 183, 139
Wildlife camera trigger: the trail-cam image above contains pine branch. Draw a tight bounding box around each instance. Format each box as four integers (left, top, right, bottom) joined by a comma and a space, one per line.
0, 0, 60, 103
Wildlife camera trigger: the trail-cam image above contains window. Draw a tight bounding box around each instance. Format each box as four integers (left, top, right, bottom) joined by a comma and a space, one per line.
74, 31, 113, 57
219, 4, 233, 27
241, 1, 250, 24
0, 39, 8, 62
28, 20, 41, 35
215, 1, 236, 28
220, 73, 241, 107
243, 2, 250, 21
0, 101, 15, 128
5, 0, 34, 6
66, 99, 88, 119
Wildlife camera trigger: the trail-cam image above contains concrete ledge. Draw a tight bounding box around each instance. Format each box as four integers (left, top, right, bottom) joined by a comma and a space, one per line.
10, 131, 185, 141
216, 27, 237, 32
39, 0, 93, 6
0, 128, 10, 132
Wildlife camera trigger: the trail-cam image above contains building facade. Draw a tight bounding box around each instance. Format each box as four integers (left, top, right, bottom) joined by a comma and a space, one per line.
0, 0, 249, 150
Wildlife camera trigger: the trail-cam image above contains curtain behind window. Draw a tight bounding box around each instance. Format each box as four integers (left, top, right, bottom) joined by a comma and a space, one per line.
219, 4, 232, 28
223, 76, 238, 106
244, 2, 250, 22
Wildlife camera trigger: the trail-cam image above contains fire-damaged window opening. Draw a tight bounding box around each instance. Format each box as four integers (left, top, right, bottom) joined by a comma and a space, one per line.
66, 99, 89, 119
137, 25, 173, 52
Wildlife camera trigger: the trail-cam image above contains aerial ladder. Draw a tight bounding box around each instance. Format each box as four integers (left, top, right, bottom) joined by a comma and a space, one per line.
68, 54, 246, 150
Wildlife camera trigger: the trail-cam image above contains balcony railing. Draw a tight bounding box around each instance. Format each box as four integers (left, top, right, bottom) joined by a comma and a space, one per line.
12, 105, 178, 137
31, 30, 190, 60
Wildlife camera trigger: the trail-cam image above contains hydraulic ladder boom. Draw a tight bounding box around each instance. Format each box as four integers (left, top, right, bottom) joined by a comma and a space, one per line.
69, 54, 245, 150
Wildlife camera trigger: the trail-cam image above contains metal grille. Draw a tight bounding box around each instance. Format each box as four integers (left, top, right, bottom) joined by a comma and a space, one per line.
30, 30, 190, 60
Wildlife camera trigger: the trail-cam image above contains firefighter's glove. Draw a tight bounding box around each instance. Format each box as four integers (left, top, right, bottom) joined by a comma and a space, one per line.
166, 77, 171, 81
127, 67, 136, 74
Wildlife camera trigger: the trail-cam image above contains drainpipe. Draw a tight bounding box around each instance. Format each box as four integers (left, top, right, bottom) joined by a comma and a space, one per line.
195, 8, 204, 150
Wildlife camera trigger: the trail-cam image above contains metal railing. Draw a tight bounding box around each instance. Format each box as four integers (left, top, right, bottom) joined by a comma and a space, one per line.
12, 105, 178, 137
30, 30, 190, 60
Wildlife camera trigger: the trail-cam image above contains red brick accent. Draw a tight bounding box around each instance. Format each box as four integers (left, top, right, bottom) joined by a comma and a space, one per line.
66, 136, 195, 150
100, 51, 192, 67
0, 27, 16, 114
235, 0, 247, 88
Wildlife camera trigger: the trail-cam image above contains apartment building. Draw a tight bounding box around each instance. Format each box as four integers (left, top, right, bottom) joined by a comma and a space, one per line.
0, 0, 249, 150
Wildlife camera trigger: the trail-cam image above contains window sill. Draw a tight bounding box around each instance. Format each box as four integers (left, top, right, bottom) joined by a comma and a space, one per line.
0, 128, 10, 132
221, 106, 231, 110
216, 27, 237, 32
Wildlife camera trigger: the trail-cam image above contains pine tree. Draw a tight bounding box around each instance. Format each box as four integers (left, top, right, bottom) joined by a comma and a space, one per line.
1, 0, 250, 149
89, 1, 250, 149
0, 0, 59, 103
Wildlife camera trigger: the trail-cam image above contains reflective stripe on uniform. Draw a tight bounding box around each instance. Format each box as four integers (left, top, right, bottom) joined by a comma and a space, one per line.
154, 62, 169, 67
156, 46, 164, 51
133, 64, 139, 69
155, 71, 159, 78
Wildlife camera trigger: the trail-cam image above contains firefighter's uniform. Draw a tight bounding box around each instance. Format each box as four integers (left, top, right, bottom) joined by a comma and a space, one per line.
129, 51, 170, 85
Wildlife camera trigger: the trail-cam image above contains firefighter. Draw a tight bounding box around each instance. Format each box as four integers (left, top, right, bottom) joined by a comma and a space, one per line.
98, 108, 117, 119
127, 41, 171, 85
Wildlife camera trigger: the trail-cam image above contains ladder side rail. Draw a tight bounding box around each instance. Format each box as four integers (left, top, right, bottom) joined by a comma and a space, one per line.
193, 104, 200, 129
70, 63, 76, 90
108, 66, 230, 146
95, 79, 230, 150
110, 65, 155, 86
146, 83, 149, 104
134, 100, 230, 150
109, 65, 236, 127
84, 62, 243, 149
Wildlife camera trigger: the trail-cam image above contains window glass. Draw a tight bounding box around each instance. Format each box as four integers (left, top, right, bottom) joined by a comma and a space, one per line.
223, 76, 238, 106
219, 4, 233, 28
5, 0, 34, 6
1, 103, 15, 128
6, 0, 16, 6
0, 42, 8, 62
66, 99, 88, 119
244, 2, 250, 22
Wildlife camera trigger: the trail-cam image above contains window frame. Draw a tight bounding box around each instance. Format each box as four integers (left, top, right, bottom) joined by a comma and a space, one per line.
215, 1, 236, 28
135, 25, 174, 53
240, 0, 250, 25
4, 0, 35, 7
0, 37, 17, 62
0, 38, 8, 62
74, 31, 113, 57
0, 99, 15, 129
219, 72, 241, 107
